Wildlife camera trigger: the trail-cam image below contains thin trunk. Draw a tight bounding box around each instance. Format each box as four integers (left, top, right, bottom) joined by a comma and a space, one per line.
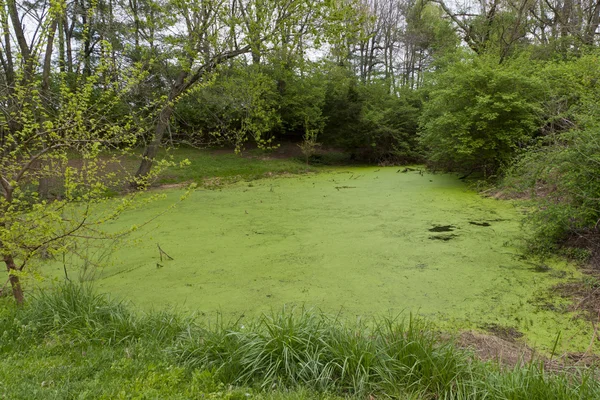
4, 254, 23, 305
1, 7, 14, 87
42, 19, 58, 96
7, 0, 36, 83
58, 16, 66, 72
82, 1, 92, 77
135, 70, 189, 180
1, 7, 19, 140
561, 0, 573, 38
135, 45, 251, 182
66, 14, 74, 73
584, 1, 600, 45
38, 18, 59, 199
6, 0, 30, 60
130, 0, 140, 49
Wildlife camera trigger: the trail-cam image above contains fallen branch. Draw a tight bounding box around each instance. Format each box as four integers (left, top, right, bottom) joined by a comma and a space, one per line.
157, 243, 174, 262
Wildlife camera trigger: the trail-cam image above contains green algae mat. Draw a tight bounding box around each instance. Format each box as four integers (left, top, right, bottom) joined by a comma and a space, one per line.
44, 167, 591, 352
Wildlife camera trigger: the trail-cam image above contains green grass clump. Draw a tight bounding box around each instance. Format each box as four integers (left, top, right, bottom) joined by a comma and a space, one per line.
1, 284, 599, 399
173, 312, 470, 397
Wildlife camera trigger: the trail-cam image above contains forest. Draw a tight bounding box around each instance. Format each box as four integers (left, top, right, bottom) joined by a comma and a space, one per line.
1, 0, 600, 398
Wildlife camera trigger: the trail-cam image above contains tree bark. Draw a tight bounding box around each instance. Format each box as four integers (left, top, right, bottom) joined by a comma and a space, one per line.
6, 0, 30, 61
38, 18, 59, 199
4, 255, 24, 305
584, 2, 600, 45
134, 68, 189, 182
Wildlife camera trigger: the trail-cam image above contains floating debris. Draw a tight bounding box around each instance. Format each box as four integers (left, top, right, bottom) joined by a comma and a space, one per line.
429, 234, 458, 241
335, 186, 356, 190
429, 225, 455, 232
469, 221, 491, 227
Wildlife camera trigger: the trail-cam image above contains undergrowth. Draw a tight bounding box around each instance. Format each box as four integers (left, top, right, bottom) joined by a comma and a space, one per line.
500, 126, 600, 260
1, 284, 599, 399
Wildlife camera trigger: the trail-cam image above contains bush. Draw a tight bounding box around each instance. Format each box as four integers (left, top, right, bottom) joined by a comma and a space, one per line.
358, 86, 423, 163
173, 66, 281, 151
419, 55, 544, 175
499, 51, 600, 254
321, 71, 423, 163
536, 51, 600, 135
503, 127, 600, 254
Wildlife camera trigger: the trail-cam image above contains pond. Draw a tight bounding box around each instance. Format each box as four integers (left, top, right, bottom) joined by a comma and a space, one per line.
45, 167, 590, 352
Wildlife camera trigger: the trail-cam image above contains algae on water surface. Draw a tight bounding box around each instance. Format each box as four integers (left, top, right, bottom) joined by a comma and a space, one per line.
44, 167, 588, 352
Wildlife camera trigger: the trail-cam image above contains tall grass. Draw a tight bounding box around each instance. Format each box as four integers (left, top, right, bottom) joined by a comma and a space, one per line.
2, 283, 599, 399
0, 283, 190, 351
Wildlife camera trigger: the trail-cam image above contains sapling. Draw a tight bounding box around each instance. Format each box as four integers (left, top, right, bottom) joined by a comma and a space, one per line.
298, 117, 322, 166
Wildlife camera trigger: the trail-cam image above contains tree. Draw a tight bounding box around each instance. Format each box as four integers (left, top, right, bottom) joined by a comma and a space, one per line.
0, 1, 171, 304
133, 0, 330, 180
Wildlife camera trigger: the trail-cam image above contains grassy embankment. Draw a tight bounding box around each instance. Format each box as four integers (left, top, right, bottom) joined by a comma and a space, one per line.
154, 146, 325, 187
1, 284, 599, 399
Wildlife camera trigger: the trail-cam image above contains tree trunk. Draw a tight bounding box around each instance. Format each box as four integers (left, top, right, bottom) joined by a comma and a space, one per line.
4, 255, 24, 305
134, 104, 174, 180
58, 16, 66, 72
7, 0, 30, 61
584, 2, 600, 45
37, 17, 59, 199
66, 15, 74, 74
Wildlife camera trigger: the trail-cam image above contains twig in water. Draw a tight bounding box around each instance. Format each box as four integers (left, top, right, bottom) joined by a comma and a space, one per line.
157, 243, 174, 262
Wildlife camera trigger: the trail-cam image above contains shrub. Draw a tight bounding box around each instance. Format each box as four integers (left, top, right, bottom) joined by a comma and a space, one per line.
503, 127, 600, 254
322, 73, 423, 163
419, 55, 544, 175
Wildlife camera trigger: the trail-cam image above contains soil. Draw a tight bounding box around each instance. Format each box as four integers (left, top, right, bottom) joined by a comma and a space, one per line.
562, 229, 600, 270
480, 323, 524, 342
455, 331, 590, 371
459, 328, 600, 371
553, 230, 600, 321
458, 331, 537, 367
556, 278, 600, 321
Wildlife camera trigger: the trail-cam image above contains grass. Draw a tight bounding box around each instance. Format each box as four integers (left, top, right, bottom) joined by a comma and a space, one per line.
1, 284, 599, 399
155, 146, 318, 186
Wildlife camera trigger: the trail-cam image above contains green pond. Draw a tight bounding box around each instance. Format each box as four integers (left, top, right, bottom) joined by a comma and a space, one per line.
44, 167, 592, 352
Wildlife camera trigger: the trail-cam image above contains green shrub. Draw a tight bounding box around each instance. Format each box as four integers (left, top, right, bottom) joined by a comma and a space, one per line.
322, 74, 423, 163
503, 127, 600, 254
419, 55, 544, 175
